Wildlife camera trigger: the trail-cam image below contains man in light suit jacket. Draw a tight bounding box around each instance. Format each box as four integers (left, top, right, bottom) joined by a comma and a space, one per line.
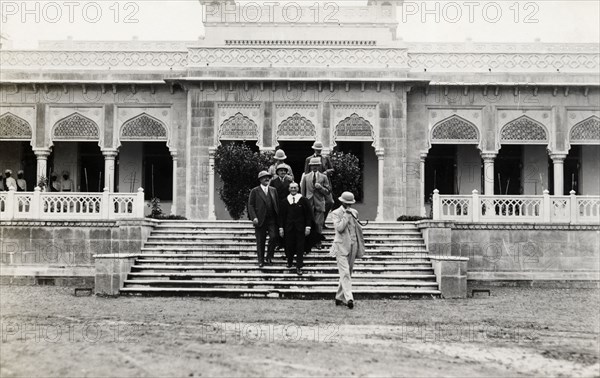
328, 192, 365, 309
303, 141, 335, 224
248, 171, 280, 268
300, 157, 331, 246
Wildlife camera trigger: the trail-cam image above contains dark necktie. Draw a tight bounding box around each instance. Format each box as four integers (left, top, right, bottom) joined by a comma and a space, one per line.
312, 173, 316, 187
292, 196, 296, 204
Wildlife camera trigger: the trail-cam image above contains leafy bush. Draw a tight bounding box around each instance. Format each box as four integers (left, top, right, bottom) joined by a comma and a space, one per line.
147, 197, 163, 218
214, 143, 273, 220
396, 215, 431, 222
330, 151, 362, 206
146, 197, 188, 220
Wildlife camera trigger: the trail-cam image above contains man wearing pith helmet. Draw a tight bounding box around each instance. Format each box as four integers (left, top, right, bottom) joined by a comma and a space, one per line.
248, 171, 280, 268
303, 141, 335, 225
300, 157, 331, 248
268, 149, 294, 181
328, 191, 365, 310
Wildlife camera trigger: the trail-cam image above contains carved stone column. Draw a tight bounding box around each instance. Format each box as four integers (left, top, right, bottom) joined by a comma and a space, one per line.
550, 153, 568, 195
376, 148, 385, 222
171, 151, 178, 215
420, 152, 428, 216
208, 147, 217, 220
102, 149, 118, 192
33, 149, 51, 188
481, 152, 497, 195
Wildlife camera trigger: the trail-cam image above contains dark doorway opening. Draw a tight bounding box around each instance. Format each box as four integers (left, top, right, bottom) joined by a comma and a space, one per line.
425, 145, 457, 201
564, 145, 581, 194
277, 141, 314, 181
79, 142, 103, 192
495, 145, 523, 195
143, 142, 172, 200
20, 142, 36, 191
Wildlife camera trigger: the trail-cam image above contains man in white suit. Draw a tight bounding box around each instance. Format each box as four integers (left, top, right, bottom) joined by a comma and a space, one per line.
300, 157, 331, 247
328, 192, 365, 309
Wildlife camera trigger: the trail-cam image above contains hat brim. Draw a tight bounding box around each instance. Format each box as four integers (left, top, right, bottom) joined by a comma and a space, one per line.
258, 174, 272, 180
338, 197, 356, 204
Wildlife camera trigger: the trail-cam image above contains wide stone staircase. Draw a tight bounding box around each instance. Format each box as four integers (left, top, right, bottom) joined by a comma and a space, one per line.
120, 221, 441, 298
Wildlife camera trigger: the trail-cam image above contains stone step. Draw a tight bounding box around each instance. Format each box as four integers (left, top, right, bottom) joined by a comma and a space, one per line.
155, 220, 418, 226
134, 258, 431, 265
153, 224, 420, 231
150, 229, 422, 235
123, 279, 438, 288
137, 249, 430, 255
119, 287, 442, 298
142, 244, 426, 251
147, 235, 424, 241
135, 254, 430, 260
126, 272, 437, 280
130, 265, 434, 273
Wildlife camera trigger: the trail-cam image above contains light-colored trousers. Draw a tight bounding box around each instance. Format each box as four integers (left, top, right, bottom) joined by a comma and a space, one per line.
335, 242, 358, 302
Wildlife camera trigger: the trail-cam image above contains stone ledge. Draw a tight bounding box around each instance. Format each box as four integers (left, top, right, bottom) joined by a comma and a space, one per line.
0, 221, 119, 227
430, 256, 469, 261
0, 265, 95, 277
468, 271, 600, 281
415, 220, 454, 229
453, 223, 600, 231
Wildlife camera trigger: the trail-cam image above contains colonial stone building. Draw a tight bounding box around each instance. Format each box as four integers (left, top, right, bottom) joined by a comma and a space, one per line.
1, 0, 599, 222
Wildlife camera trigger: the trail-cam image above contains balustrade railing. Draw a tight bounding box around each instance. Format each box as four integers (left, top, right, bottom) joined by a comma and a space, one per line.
433, 190, 600, 224
0, 187, 145, 221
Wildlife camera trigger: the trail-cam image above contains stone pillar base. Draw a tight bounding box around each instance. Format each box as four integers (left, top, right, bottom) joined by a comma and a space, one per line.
430, 256, 469, 298
94, 253, 137, 296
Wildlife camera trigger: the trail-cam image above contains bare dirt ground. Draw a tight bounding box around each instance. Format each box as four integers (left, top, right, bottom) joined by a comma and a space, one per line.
1, 286, 599, 377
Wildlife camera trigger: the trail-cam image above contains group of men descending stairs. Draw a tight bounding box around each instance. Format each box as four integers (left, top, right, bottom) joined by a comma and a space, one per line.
120, 220, 441, 299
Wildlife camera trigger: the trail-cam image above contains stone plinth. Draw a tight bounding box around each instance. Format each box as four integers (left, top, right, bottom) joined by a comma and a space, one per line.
430, 256, 469, 299
94, 253, 137, 296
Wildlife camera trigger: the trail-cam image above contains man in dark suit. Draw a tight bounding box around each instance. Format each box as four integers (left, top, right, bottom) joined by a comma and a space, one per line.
270, 163, 293, 202
279, 182, 312, 275
248, 171, 280, 268
303, 141, 335, 226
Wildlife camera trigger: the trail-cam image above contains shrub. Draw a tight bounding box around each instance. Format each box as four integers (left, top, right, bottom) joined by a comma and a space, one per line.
214, 143, 273, 220
396, 215, 431, 222
329, 150, 362, 206
147, 197, 163, 218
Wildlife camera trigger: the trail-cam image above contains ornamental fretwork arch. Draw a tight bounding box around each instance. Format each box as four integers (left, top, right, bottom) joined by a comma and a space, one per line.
52, 113, 100, 145
0, 112, 33, 141
500, 115, 548, 144
570, 116, 600, 144
120, 113, 169, 145
429, 115, 480, 148
332, 113, 376, 150
277, 113, 316, 141
218, 112, 259, 142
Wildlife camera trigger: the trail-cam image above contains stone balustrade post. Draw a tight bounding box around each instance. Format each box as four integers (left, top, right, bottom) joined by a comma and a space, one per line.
136, 187, 145, 218
101, 187, 110, 219
569, 190, 578, 224
5, 187, 16, 220
31, 186, 42, 218
432, 189, 440, 220
543, 189, 551, 222
472, 189, 480, 222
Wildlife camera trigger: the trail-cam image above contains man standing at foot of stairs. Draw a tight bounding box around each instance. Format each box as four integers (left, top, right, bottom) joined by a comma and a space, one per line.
328, 192, 365, 309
